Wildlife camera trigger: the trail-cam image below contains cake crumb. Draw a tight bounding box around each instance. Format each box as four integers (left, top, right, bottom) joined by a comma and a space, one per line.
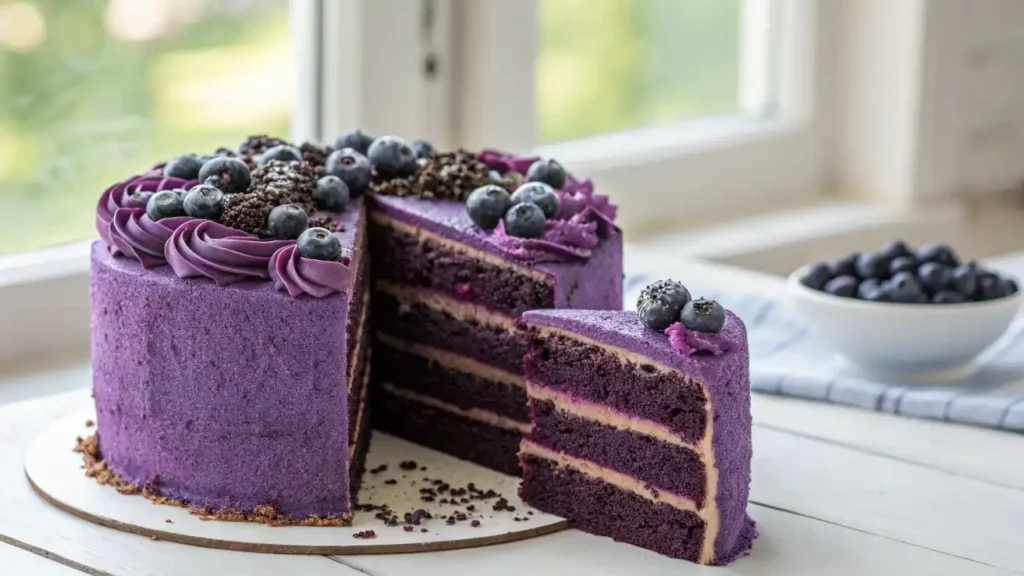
165, 519, 173, 524
85, 419, 95, 427
527, 511, 534, 515
445, 517, 456, 525
384, 479, 397, 485
466, 505, 475, 512
420, 528, 428, 533
353, 530, 376, 539
370, 464, 388, 474
420, 466, 427, 471
471, 520, 481, 528
403, 525, 414, 532
399, 460, 418, 471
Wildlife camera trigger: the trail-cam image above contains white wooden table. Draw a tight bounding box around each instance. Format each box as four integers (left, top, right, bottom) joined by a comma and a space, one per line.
3, 256, 1023, 576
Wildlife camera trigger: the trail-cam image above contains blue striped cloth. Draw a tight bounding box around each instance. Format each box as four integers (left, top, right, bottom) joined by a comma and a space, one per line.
624, 256, 1024, 433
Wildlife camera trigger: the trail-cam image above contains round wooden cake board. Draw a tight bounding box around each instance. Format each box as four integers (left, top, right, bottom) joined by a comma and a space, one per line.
24, 409, 568, 554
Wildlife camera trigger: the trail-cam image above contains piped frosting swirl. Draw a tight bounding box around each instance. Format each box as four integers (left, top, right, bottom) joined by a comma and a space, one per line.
268, 244, 352, 298
96, 175, 197, 265
165, 220, 292, 286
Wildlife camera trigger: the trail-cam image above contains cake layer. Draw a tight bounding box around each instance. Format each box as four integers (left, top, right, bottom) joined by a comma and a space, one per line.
528, 396, 706, 507
374, 383, 524, 475
520, 453, 706, 563
370, 212, 555, 315
349, 362, 373, 504
347, 289, 372, 439
374, 336, 529, 422
523, 324, 707, 444
373, 282, 523, 374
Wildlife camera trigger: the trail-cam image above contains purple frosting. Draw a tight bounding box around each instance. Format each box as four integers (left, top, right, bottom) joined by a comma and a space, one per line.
476, 150, 618, 262
665, 322, 732, 356
108, 210, 192, 269
96, 175, 197, 263
165, 220, 292, 286
268, 244, 353, 299
520, 309, 756, 563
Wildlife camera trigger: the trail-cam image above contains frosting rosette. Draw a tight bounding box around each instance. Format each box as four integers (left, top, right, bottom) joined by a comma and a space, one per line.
96, 175, 197, 256
268, 244, 352, 299
665, 322, 731, 356
165, 220, 292, 286
108, 209, 191, 269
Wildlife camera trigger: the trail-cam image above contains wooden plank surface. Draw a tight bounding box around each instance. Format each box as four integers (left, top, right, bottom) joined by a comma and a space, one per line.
0, 540, 81, 576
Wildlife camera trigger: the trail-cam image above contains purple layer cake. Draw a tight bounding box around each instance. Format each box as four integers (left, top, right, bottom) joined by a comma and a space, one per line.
518, 302, 756, 564
91, 138, 372, 524
368, 151, 622, 475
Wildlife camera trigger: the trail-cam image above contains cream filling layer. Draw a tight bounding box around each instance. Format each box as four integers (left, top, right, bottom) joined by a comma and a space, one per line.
348, 349, 372, 460
376, 280, 517, 331
379, 382, 531, 434
346, 287, 372, 393
378, 333, 524, 389
371, 211, 550, 282
526, 383, 700, 451
521, 440, 699, 513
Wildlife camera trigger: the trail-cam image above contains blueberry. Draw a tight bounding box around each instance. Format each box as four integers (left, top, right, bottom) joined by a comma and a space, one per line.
886, 271, 926, 303
932, 290, 966, 304
1005, 277, 1019, 295
863, 287, 894, 302
146, 190, 186, 221
411, 139, 436, 159
510, 182, 560, 219
466, 185, 512, 230
680, 298, 726, 334
916, 262, 950, 295
636, 280, 692, 331
367, 136, 418, 178
949, 264, 978, 297
314, 176, 350, 211
268, 204, 309, 239
333, 129, 375, 155
525, 159, 567, 189
882, 239, 912, 260
256, 144, 302, 166
855, 251, 891, 280
799, 262, 833, 291
857, 279, 883, 300
164, 154, 204, 180
823, 275, 858, 298
888, 256, 917, 276
130, 190, 154, 206
503, 203, 547, 239
198, 157, 251, 194
830, 253, 860, 278
915, 242, 959, 267
325, 148, 372, 195
297, 227, 342, 261
975, 272, 1007, 301
182, 184, 225, 220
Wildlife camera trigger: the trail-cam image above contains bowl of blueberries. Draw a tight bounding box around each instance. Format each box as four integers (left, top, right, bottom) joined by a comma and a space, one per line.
788, 240, 1022, 380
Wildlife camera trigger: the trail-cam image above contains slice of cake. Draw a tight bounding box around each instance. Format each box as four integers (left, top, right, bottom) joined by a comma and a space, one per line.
368, 151, 622, 475
518, 281, 756, 564
91, 140, 372, 524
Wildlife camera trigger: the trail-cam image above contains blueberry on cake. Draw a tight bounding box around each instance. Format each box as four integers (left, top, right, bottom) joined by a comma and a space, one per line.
518, 280, 756, 564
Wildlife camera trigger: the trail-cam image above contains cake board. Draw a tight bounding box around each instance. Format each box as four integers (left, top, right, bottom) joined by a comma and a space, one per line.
24, 409, 568, 554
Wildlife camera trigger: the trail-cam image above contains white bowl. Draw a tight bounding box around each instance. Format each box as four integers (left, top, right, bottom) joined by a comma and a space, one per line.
786, 267, 1023, 381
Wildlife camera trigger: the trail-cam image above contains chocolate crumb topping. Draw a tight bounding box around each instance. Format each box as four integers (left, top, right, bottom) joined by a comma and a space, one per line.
249, 160, 318, 211
238, 135, 290, 168
371, 150, 505, 201
299, 141, 331, 175
220, 194, 273, 237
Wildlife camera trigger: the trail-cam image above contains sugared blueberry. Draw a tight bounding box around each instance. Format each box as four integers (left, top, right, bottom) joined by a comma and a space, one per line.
198, 157, 251, 194
932, 290, 966, 304
949, 264, 978, 297
325, 148, 372, 195
297, 227, 342, 261
182, 184, 225, 220
466, 185, 512, 230
411, 139, 436, 159
823, 275, 858, 298
855, 251, 891, 280
830, 253, 860, 278
636, 280, 692, 331
314, 176, 350, 211
975, 272, 1007, 301
164, 154, 204, 180
525, 159, 567, 189
886, 271, 926, 303
146, 190, 186, 221
888, 256, 917, 276
917, 262, 950, 295
882, 239, 912, 260
915, 242, 959, 267
333, 129, 375, 155
680, 298, 726, 334
367, 136, 418, 178
268, 204, 309, 239
256, 144, 302, 166
503, 203, 547, 239
799, 262, 833, 291
510, 182, 560, 219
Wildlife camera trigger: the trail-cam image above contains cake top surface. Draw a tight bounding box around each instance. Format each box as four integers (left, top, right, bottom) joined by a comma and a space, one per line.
521, 308, 747, 381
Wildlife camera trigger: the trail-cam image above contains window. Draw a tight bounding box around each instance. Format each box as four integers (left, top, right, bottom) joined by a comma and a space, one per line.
0, 0, 296, 255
